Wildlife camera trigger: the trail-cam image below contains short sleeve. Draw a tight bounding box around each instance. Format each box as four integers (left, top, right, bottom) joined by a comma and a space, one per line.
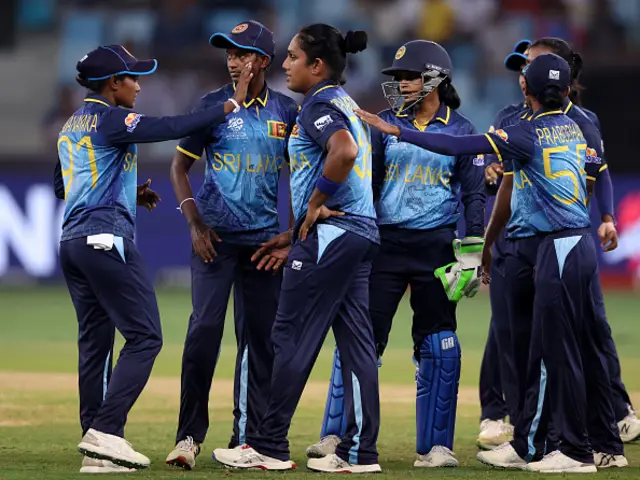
485, 121, 536, 171
298, 101, 350, 150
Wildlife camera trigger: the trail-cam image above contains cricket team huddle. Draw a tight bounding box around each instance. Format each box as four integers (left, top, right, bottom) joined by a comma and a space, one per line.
54, 17, 640, 475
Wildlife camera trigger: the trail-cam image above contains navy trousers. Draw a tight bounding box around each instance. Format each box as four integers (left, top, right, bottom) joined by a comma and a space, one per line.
248, 225, 380, 465
176, 242, 281, 446
511, 230, 623, 463
479, 236, 517, 422
590, 269, 633, 421
60, 237, 163, 438
369, 226, 457, 358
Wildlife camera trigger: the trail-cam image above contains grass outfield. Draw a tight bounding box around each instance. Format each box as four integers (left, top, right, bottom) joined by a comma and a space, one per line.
0, 286, 638, 479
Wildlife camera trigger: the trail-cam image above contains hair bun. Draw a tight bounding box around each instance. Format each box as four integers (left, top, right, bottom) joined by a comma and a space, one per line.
344, 30, 368, 54
571, 52, 583, 70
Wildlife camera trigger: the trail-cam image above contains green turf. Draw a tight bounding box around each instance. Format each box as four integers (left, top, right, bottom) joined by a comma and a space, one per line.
0, 286, 638, 478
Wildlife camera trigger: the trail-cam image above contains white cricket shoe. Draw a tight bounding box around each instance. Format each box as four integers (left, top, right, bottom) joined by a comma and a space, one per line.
414, 445, 459, 467
618, 406, 640, 443
78, 428, 149, 469
477, 419, 514, 450
594, 452, 628, 468
166, 436, 200, 470
307, 454, 381, 473
306, 435, 341, 459
212, 444, 295, 470
80, 456, 136, 473
476, 442, 526, 469
526, 450, 597, 473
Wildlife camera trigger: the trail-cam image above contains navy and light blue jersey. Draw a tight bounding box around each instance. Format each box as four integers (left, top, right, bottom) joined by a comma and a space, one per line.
289, 80, 379, 243
372, 103, 485, 236
486, 110, 591, 238
178, 84, 298, 245
581, 106, 601, 132
563, 101, 607, 181
57, 94, 226, 241
486, 103, 530, 168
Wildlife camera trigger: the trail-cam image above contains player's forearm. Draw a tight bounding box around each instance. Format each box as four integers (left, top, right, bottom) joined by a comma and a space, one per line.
594, 167, 615, 222
53, 158, 65, 200
462, 192, 486, 237
398, 129, 495, 156
484, 175, 513, 248
309, 131, 358, 209
170, 153, 201, 225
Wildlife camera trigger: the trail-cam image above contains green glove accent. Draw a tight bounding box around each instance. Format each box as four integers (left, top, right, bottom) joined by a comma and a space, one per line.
435, 237, 485, 302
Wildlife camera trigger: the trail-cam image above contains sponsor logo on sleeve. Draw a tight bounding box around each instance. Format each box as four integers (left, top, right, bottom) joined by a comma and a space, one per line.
124, 113, 143, 133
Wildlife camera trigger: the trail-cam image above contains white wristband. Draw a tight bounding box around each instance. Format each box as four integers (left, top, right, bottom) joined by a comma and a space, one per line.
228, 98, 241, 113
177, 197, 195, 214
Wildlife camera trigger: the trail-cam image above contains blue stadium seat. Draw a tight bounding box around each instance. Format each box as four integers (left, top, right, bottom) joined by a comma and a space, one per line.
204, 10, 251, 36
58, 12, 105, 83
107, 11, 157, 49
449, 44, 479, 74
484, 75, 520, 108
19, 0, 56, 30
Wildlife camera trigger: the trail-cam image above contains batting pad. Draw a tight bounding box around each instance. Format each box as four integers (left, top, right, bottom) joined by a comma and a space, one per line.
321, 347, 348, 438
416, 331, 461, 453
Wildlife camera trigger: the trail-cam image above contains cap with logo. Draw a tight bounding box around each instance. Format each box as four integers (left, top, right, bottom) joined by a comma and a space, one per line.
76, 45, 157, 81
210, 20, 275, 58
381, 40, 453, 79
523, 53, 571, 96
504, 39, 531, 72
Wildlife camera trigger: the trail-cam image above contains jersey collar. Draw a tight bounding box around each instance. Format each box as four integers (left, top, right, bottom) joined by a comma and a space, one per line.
533, 108, 564, 120
396, 102, 451, 131
83, 94, 112, 108
563, 98, 574, 114
232, 81, 269, 108
307, 80, 340, 98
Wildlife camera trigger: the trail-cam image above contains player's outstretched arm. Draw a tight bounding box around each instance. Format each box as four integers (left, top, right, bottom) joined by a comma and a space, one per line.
102, 64, 254, 145
354, 108, 495, 156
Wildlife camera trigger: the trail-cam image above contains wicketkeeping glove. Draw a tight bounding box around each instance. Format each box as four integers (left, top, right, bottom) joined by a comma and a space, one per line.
434, 237, 484, 302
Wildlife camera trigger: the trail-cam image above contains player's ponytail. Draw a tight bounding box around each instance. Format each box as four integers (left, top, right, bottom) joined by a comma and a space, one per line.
344, 30, 368, 54
537, 85, 564, 110
298, 24, 367, 85
438, 79, 461, 110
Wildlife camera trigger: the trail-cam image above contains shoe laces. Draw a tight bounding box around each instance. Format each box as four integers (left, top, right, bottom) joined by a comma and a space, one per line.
329, 454, 347, 468
432, 445, 455, 456
320, 435, 340, 445
178, 436, 198, 452
542, 450, 563, 461
596, 453, 615, 466
501, 423, 514, 434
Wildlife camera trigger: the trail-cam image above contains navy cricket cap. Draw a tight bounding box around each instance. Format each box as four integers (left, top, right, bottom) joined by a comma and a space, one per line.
77, 45, 157, 81
210, 20, 275, 58
523, 53, 571, 95
504, 39, 531, 72
381, 40, 453, 79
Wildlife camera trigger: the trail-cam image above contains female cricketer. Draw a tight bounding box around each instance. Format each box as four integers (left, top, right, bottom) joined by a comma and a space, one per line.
479, 37, 638, 455
55, 44, 252, 473
357, 53, 623, 473
307, 40, 486, 468
212, 24, 382, 474
165, 20, 298, 471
